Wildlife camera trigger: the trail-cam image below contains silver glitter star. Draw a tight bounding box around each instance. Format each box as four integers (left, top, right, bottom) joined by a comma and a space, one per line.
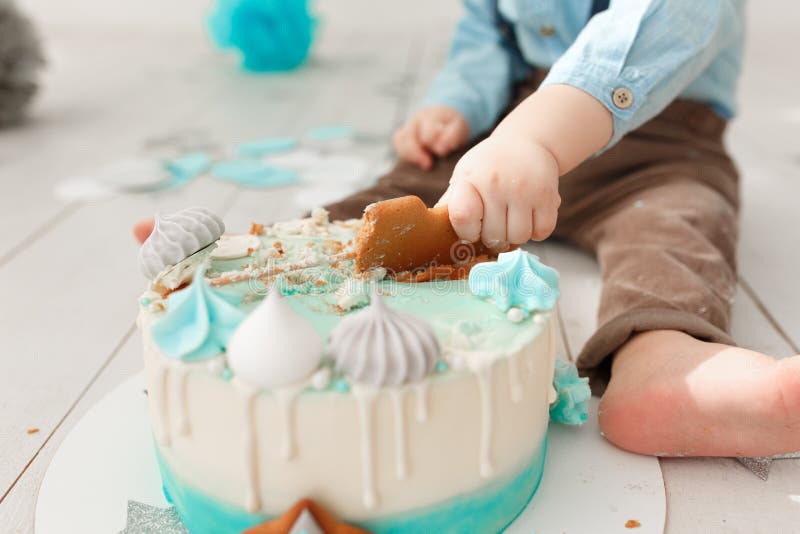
737, 452, 800, 480
119, 500, 189, 534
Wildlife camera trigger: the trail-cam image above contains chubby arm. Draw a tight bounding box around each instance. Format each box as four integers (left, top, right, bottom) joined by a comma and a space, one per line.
443, 0, 742, 246
541, 0, 743, 146
394, 0, 518, 169
441, 85, 611, 246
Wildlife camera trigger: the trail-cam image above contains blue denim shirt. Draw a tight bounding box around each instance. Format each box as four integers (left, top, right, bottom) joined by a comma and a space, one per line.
423, 0, 745, 147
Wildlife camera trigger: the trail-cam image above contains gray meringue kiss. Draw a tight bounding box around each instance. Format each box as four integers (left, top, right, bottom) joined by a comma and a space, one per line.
138, 207, 225, 279
329, 285, 440, 387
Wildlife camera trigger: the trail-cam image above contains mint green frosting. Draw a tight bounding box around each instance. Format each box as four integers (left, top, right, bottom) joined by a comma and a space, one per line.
468, 249, 560, 314
150, 230, 555, 365
151, 266, 246, 361
549, 360, 591, 425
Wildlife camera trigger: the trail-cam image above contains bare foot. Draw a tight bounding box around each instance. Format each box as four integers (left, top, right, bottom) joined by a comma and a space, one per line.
598, 329, 800, 457
133, 218, 155, 244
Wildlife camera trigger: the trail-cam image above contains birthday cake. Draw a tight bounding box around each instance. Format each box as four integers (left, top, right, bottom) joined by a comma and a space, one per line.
136, 198, 589, 533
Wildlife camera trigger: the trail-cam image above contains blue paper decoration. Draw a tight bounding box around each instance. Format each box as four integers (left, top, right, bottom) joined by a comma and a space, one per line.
164, 152, 212, 185
305, 125, 354, 141
210, 159, 299, 187
549, 360, 591, 425
236, 136, 298, 156
208, 0, 316, 72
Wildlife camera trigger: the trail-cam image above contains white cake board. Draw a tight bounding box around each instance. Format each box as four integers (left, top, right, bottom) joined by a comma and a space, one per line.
35, 372, 665, 533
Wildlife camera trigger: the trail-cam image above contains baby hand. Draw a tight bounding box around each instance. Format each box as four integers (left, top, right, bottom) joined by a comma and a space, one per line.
393, 106, 469, 170
439, 134, 561, 247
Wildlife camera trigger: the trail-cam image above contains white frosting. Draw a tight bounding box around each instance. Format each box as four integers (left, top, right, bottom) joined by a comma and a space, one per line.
226, 289, 323, 390
390, 389, 408, 480
138, 207, 224, 279
329, 286, 439, 387
210, 234, 262, 260
413, 382, 428, 422
142, 311, 556, 519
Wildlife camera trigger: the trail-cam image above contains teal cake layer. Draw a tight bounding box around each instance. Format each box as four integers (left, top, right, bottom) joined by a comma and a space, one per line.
156, 439, 547, 533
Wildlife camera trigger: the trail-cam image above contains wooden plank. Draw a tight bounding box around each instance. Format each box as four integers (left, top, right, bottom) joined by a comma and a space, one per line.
723, 0, 800, 348
0, 178, 237, 497
661, 457, 800, 533
0, 332, 143, 534
728, 140, 800, 351
0, 28, 224, 258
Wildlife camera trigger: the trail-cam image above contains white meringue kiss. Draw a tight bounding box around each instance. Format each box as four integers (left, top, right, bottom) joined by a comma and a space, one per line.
138, 207, 225, 279
226, 289, 323, 390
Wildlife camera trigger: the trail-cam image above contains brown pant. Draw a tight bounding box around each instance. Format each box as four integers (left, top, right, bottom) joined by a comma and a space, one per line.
324, 71, 740, 394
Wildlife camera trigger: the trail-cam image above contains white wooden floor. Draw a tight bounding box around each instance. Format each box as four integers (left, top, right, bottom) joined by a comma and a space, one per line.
1, 1, 798, 532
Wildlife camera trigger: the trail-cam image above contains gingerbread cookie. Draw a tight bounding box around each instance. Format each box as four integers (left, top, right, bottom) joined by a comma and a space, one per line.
354, 195, 508, 275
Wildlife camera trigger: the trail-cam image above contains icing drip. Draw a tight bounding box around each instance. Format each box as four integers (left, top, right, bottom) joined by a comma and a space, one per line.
390, 389, 408, 480
354, 387, 378, 509
154, 363, 171, 446
174, 365, 191, 436
275, 388, 301, 461
525, 342, 536, 374
239, 386, 262, 512
413, 382, 428, 422
476, 366, 494, 478
507, 352, 523, 403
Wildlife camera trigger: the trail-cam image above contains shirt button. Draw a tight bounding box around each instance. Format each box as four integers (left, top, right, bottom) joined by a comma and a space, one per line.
612, 87, 634, 109
539, 26, 556, 37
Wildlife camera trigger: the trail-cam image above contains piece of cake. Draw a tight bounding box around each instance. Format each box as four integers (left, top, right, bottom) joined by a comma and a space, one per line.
136, 202, 588, 534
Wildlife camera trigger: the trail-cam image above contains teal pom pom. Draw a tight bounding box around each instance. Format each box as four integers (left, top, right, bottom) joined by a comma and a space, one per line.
549, 360, 591, 425
208, 0, 316, 72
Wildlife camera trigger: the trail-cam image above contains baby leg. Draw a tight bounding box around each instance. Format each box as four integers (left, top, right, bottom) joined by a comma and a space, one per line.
574, 179, 800, 457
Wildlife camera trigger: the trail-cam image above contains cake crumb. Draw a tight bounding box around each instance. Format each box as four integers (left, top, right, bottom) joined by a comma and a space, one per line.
249, 222, 265, 235
625, 519, 642, 528
26, 428, 39, 435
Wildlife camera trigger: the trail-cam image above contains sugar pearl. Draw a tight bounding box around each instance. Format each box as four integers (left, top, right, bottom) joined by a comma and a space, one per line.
506, 308, 525, 323
207, 357, 226, 376
310, 367, 332, 390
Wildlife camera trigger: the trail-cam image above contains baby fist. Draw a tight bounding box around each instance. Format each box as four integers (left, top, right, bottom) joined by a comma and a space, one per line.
393, 106, 469, 170
440, 135, 561, 247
